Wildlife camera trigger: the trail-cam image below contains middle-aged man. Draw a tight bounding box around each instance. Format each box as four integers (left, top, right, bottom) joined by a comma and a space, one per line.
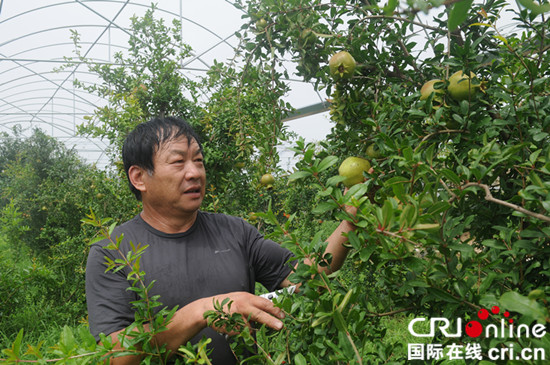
85, 116, 358, 364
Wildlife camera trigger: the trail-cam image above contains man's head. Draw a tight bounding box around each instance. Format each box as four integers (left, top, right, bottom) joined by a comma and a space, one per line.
122, 116, 204, 201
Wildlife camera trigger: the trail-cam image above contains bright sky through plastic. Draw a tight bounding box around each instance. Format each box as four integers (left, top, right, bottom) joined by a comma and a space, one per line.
0, 1, 521, 170
0, 0, 330, 169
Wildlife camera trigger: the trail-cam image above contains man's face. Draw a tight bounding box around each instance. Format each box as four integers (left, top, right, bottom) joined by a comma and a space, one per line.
141, 135, 206, 216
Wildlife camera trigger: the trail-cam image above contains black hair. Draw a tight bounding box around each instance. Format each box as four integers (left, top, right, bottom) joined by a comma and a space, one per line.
122, 116, 203, 201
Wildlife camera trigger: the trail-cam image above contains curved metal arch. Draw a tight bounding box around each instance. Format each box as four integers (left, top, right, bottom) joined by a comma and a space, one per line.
0, 95, 58, 125
0, 96, 95, 115
0, 0, 242, 79
0, 83, 102, 127
0, 118, 84, 136
0, 72, 105, 93
0, 121, 110, 160
0, 24, 123, 49
0, 1, 83, 25
75, 0, 241, 61
73, 0, 213, 72
0, 119, 112, 153
0, 59, 115, 82
0, 68, 105, 110
8, 41, 129, 59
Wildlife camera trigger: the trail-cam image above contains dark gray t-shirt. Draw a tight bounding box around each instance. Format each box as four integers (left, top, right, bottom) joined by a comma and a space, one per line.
85, 211, 294, 364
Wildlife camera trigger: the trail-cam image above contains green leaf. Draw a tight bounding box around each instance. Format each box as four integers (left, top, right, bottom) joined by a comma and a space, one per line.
327, 175, 347, 186
59, 326, 76, 353
402, 146, 413, 161
427, 287, 460, 303
288, 170, 312, 181
407, 280, 430, 288
108, 221, 118, 237
332, 310, 347, 331
312, 201, 337, 214
528, 289, 545, 300
448, 0, 474, 31
359, 246, 376, 261
383, 0, 398, 16
385, 176, 409, 201
309, 355, 322, 365
311, 314, 331, 327
381, 199, 394, 229
517, 0, 550, 15
308, 279, 327, 289
399, 204, 417, 230
404, 257, 426, 272
337, 289, 353, 312
294, 353, 308, 365
499, 291, 548, 323
493, 35, 509, 44
529, 170, 545, 188
317, 155, 338, 172
470, 22, 492, 27
3, 329, 24, 360
481, 239, 507, 249
345, 181, 369, 200
346, 231, 362, 251
440, 168, 461, 185
412, 223, 440, 231
448, 242, 474, 254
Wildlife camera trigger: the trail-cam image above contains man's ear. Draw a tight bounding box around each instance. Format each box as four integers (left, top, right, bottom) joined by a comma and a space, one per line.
128, 165, 147, 193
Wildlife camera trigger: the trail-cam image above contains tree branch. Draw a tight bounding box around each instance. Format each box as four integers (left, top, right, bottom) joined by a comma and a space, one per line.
462, 182, 550, 223
366, 307, 414, 317
420, 129, 467, 144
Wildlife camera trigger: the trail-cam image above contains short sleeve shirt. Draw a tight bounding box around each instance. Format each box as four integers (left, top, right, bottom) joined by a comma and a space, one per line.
85, 211, 294, 364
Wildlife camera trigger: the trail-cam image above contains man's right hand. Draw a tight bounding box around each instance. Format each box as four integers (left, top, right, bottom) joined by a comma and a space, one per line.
204, 292, 285, 335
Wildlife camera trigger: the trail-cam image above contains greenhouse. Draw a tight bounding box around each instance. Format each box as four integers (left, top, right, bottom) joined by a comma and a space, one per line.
0, 0, 330, 169
1, 1, 549, 364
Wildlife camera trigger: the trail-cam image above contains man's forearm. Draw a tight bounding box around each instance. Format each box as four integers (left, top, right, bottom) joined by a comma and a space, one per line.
322, 219, 354, 274
103, 298, 209, 365
101, 292, 285, 365
289, 219, 354, 284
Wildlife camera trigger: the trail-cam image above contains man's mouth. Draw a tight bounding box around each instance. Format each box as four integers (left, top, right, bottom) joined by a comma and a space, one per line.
184, 186, 202, 194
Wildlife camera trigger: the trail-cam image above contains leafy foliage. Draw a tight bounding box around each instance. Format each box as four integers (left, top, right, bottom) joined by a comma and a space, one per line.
224, 0, 550, 362
0, 129, 140, 347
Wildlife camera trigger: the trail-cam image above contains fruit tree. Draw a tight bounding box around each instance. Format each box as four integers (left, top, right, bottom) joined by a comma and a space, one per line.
226, 0, 550, 363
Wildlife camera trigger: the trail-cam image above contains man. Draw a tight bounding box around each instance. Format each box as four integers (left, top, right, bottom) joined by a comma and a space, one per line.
86, 116, 357, 364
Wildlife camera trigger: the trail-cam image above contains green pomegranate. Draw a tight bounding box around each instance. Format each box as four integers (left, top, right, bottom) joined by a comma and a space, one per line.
260, 173, 275, 188
329, 51, 356, 81
338, 157, 371, 187
448, 71, 480, 101
365, 144, 382, 159
420, 79, 444, 102
255, 18, 267, 30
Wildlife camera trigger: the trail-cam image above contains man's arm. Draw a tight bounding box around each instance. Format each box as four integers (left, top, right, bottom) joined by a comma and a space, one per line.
279, 219, 355, 288
279, 191, 358, 288
319, 218, 355, 274
102, 292, 285, 365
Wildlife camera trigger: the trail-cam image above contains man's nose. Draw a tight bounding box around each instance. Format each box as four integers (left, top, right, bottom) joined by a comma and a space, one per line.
185, 162, 203, 179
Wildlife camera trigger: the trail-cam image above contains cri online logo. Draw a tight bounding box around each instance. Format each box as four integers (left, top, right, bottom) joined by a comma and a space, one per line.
465, 306, 512, 337
409, 306, 547, 339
